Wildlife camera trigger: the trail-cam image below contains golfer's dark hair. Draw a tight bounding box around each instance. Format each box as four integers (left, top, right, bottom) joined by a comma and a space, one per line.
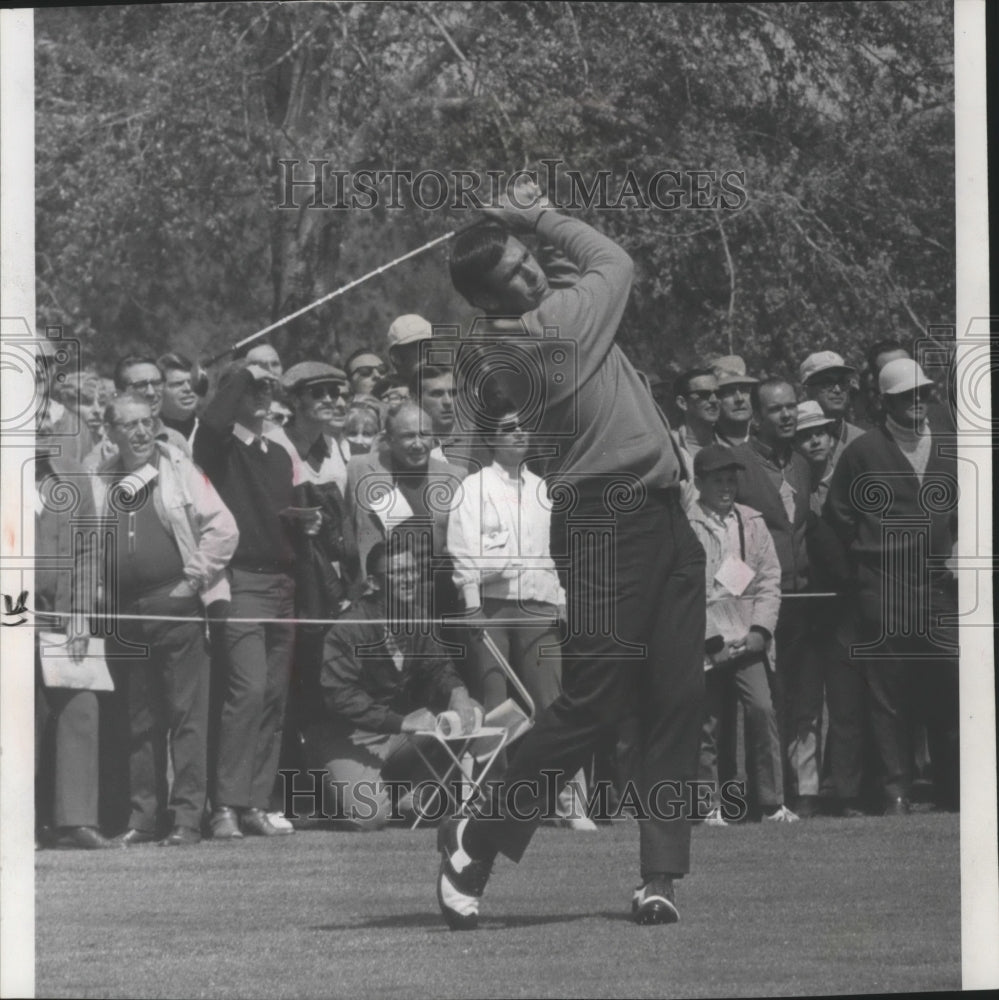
673, 367, 716, 401
866, 338, 909, 374
113, 355, 162, 391
750, 377, 795, 413
157, 351, 193, 375
449, 224, 509, 306
233, 340, 275, 361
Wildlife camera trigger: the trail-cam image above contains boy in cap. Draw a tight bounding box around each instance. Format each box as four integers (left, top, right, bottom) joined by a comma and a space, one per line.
687, 445, 795, 824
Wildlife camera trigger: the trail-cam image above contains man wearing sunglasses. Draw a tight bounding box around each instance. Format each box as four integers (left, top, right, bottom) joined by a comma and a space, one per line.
824, 358, 958, 817
799, 351, 864, 479
345, 349, 388, 399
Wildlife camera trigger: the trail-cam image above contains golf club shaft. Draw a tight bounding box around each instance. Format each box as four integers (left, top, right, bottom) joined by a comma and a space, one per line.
200, 218, 485, 368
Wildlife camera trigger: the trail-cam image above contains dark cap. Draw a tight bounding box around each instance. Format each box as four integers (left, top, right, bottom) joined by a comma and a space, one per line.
694, 443, 745, 477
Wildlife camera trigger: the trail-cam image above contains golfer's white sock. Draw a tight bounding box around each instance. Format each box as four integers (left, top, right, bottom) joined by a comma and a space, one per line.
450, 817, 473, 873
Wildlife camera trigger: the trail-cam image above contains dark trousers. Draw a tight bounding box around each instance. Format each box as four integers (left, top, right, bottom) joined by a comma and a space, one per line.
111, 584, 210, 833
773, 600, 824, 799
214, 568, 295, 810
842, 582, 959, 806
472, 491, 705, 878
35, 650, 101, 830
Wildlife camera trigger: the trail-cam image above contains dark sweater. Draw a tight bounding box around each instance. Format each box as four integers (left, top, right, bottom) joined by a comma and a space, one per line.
193, 368, 295, 572
732, 437, 811, 593
320, 593, 464, 734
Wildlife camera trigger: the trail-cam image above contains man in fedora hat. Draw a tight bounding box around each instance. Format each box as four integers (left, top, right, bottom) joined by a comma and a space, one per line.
711, 355, 758, 447
799, 351, 863, 476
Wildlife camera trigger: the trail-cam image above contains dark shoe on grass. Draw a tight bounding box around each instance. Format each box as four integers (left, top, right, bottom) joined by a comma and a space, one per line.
632, 877, 679, 925
114, 828, 158, 847
437, 817, 492, 931
210, 806, 244, 840
241, 807, 282, 837
54, 826, 120, 850
160, 825, 202, 847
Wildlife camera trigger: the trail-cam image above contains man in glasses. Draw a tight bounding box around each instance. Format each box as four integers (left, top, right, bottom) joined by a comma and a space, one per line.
672, 367, 726, 463
86, 356, 190, 468
345, 349, 388, 400
96, 396, 238, 847
824, 359, 958, 816
799, 351, 863, 478
266, 361, 353, 830
193, 359, 311, 840
371, 373, 411, 416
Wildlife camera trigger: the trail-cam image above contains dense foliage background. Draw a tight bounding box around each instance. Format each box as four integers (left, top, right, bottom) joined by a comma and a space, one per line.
35, 1, 955, 381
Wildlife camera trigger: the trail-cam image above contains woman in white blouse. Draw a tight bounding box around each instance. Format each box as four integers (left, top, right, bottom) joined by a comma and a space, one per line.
447, 410, 594, 829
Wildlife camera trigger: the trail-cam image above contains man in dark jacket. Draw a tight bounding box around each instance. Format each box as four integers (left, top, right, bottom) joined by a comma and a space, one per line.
310, 542, 480, 830
732, 378, 820, 816
824, 358, 958, 814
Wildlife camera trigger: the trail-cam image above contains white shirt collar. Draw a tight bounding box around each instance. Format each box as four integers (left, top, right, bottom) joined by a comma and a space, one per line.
232, 422, 266, 450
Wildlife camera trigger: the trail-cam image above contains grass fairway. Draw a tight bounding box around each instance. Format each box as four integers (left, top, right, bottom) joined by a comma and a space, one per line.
36, 812, 960, 998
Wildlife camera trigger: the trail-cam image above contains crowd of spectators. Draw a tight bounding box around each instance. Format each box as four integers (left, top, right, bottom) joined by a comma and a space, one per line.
34, 300, 959, 849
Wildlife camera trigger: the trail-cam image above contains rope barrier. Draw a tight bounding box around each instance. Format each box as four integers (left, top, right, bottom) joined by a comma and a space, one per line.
25, 592, 843, 627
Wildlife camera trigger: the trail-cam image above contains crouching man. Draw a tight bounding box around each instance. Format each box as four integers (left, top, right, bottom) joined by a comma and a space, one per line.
310, 537, 481, 830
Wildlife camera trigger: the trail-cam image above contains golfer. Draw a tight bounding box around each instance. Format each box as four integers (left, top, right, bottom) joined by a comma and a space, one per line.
435, 179, 706, 928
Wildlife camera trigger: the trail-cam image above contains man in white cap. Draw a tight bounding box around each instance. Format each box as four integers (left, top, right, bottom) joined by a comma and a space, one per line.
711, 355, 758, 446
824, 358, 958, 816
386, 314, 434, 379
799, 351, 863, 475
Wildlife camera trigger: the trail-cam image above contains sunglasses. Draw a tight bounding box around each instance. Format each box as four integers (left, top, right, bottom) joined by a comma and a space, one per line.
349, 364, 388, 379
126, 378, 164, 393
307, 383, 344, 400
688, 389, 719, 401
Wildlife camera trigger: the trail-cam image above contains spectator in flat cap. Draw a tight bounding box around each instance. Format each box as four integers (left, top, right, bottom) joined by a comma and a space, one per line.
687, 445, 794, 824
799, 351, 863, 479
711, 355, 758, 447
267, 360, 355, 828
824, 358, 958, 816
386, 314, 433, 379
